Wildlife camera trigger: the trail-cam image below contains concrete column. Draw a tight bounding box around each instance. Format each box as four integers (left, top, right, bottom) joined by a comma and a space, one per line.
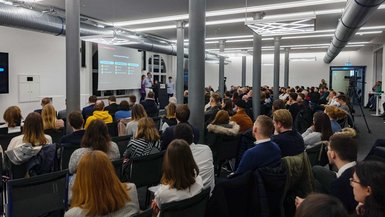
176, 21, 185, 104
273, 36, 281, 100
188, 0, 206, 142
284, 48, 290, 88
219, 40, 225, 96
65, 0, 80, 132
241, 54, 246, 87
252, 13, 263, 119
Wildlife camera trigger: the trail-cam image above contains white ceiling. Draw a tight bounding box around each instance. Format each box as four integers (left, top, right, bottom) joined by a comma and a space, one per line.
18, 0, 385, 53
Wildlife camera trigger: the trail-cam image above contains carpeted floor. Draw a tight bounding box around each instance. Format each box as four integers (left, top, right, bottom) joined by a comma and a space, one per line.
352, 105, 385, 160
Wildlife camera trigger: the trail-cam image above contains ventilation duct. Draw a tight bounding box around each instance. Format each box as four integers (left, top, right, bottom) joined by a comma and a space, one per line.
323, 0, 384, 63
0, 3, 218, 59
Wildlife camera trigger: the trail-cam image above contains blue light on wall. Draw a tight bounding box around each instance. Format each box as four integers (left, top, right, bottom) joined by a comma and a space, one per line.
0, 67, 5, 72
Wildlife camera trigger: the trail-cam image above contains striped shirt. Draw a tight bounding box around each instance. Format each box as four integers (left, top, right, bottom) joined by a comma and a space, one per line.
124, 138, 160, 159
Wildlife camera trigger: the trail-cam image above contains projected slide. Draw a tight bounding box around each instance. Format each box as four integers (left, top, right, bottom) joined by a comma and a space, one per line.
98, 44, 142, 90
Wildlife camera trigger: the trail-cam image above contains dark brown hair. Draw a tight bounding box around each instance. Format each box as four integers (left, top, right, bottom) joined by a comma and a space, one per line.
176, 104, 190, 123
313, 111, 333, 141
255, 115, 274, 137
329, 134, 357, 162
81, 119, 110, 153
211, 110, 230, 125
119, 100, 130, 111
3, 106, 22, 127
68, 111, 84, 129
295, 193, 348, 217
161, 139, 199, 190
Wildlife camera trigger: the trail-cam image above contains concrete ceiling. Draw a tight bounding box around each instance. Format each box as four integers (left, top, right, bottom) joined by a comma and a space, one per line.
26, 0, 385, 53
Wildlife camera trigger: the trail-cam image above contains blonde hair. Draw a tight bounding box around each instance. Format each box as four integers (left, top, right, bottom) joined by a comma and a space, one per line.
334, 127, 356, 138
135, 117, 160, 142
324, 106, 347, 120
272, 109, 293, 129
165, 103, 176, 119
41, 104, 58, 130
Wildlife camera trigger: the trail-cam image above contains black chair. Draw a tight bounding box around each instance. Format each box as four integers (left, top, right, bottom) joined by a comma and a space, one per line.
207, 133, 241, 176
107, 122, 118, 137
132, 208, 153, 217
0, 132, 22, 151
4, 154, 27, 179
151, 116, 162, 130
112, 158, 124, 180
306, 141, 329, 167
5, 170, 68, 217
44, 128, 64, 144
159, 188, 210, 217
59, 143, 81, 170
111, 135, 131, 158
123, 151, 165, 206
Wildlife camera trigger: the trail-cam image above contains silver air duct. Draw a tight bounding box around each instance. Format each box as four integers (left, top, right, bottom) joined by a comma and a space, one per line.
0, 3, 214, 59
323, 0, 384, 63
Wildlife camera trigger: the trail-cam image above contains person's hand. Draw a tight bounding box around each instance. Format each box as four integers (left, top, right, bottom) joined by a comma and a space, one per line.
295, 196, 304, 209
151, 200, 160, 215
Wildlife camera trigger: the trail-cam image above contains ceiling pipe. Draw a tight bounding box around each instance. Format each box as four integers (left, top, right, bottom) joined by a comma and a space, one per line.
0, 3, 219, 60
324, 0, 384, 63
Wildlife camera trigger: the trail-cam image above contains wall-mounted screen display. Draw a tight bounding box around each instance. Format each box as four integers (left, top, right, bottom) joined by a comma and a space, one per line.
0, 52, 9, 94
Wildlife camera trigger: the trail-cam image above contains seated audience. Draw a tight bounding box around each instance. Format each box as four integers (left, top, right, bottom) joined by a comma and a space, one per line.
327, 91, 338, 106
221, 97, 235, 116
351, 161, 385, 217
115, 100, 131, 121
141, 91, 159, 117
174, 123, 215, 192
207, 110, 240, 136
123, 117, 160, 159
235, 115, 281, 174
60, 111, 85, 145
302, 111, 333, 149
324, 106, 346, 133
42, 104, 65, 130
105, 95, 119, 118
84, 100, 113, 129
65, 151, 139, 217
69, 119, 120, 174
125, 104, 147, 137
161, 102, 177, 132
6, 112, 52, 164
312, 134, 357, 214
82, 95, 97, 121
34, 97, 51, 114
1, 105, 23, 134
335, 95, 351, 115
204, 93, 221, 126
151, 139, 203, 216
161, 104, 200, 150
271, 109, 305, 157
295, 193, 348, 217
230, 100, 253, 134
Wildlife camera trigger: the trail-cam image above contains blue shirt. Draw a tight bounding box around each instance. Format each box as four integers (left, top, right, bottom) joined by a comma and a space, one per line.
115, 110, 131, 121
330, 119, 342, 133
236, 140, 281, 174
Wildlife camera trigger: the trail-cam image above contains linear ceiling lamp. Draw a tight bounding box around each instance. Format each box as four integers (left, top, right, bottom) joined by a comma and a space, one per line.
114, 0, 347, 27
245, 14, 316, 35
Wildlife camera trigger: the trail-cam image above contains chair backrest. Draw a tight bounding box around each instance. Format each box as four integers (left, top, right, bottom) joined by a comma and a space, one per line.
4, 154, 27, 179
107, 122, 118, 137
44, 128, 64, 144
0, 132, 22, 151
60, 143, 81, 170
132, 208, 153, 217
111, 135, 131, 158
151, 116, 162, 130
215, 134, 241, 163
306, 141, 329, 167
160, 188, 210, 217
6, 170, 68, 217
124, 151, 165, 187
111, 158, 124, 180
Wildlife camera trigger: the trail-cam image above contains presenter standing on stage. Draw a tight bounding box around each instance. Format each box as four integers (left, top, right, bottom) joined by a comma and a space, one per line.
166, 76, 175, 98
144, 72, 153, 95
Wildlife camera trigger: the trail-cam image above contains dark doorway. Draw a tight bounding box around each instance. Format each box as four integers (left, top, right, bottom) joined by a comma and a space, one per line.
329, 66, 366, 105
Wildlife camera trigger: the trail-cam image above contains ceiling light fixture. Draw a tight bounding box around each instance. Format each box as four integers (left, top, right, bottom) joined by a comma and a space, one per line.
114, 0, 348, 27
